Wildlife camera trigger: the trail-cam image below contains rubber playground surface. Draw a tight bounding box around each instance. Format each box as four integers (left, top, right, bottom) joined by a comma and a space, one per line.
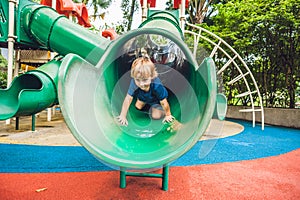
0, 114, 299, 199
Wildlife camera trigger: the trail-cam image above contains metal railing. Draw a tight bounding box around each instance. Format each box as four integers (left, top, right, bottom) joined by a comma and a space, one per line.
185, 22, 264, 130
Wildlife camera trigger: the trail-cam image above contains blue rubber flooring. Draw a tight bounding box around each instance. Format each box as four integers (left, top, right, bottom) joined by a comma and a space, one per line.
0, 120, 299, 173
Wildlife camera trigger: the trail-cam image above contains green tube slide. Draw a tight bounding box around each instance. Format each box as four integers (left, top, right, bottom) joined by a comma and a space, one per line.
0, 59, 60, 120
57, 28, 218, 169
0, 1, 226, 170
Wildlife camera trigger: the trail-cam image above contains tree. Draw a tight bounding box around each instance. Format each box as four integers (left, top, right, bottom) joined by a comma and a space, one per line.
119, 0, 139, 32
204, 0, 300, 108
165, 0, 217, 24
0, 52, 8, 89
77, 0, 112, 19
187, 0, 212, 24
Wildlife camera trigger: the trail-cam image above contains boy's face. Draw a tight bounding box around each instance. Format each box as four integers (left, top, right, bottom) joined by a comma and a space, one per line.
134, 77, 152, 91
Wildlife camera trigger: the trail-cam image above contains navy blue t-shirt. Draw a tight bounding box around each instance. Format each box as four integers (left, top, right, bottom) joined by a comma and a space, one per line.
127, 77, 168, 105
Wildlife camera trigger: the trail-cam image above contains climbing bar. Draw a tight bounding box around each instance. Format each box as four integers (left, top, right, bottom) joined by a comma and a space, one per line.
228, 72, 250, 85
217, 55, 238, 75
239, 108, 263, 112
209, 40, 222, 58
235, 90, 257, 98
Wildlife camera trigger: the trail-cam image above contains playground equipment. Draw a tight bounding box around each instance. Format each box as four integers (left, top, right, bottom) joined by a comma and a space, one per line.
0, 0, 266, 190
0, 0, 223, 169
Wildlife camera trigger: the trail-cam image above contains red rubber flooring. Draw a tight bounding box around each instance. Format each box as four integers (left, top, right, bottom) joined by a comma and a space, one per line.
1, 148, 299, 200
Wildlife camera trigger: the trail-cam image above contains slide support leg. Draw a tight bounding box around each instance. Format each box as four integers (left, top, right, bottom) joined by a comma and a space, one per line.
31, 114, 35, 131
15, 117, 19, 130
119, 165, 169, 191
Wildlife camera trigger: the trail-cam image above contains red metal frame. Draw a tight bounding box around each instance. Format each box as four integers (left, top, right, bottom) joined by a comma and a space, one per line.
173, 0, 189, 9
40, 0, 91, 27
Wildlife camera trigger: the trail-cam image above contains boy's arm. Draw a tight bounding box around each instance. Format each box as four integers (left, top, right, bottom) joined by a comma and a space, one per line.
117, 94, 133, 126
160, 98, 174, 123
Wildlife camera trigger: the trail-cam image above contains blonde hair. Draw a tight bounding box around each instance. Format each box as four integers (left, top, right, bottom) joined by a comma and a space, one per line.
131, 57, 158, 79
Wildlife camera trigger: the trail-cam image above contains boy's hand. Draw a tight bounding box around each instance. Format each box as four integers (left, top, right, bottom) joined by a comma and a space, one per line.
117, 116, 128, 126
166, 119, 182, 133
163, 115, 175, 123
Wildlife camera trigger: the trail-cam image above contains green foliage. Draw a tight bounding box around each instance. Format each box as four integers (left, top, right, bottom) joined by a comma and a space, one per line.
0, 53, 7, 89
0, 71, 7, 89
204, 0, 300, 108
77, 0, 111, 19
120, 0, 139, 32
0, 53, 7, 68
30, 0, 40, 3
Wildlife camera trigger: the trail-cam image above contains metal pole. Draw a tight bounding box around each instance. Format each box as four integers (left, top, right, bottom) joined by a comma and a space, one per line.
15, 117, 19, 130
52, 0, 56, 9
13, 49, 20, 77
141, 0, 147, 22
47, 108, 52, 121
162, 165, 169, 191
6, 0, 17, 125
180, 0, 186, 31
31, 114, 36, 131
49, 2, 56, 122
120, 168, 126, 188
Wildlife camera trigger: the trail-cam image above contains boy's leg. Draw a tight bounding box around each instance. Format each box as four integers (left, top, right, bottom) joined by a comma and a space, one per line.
135, 99, 146, 110
150, 104, 165, 120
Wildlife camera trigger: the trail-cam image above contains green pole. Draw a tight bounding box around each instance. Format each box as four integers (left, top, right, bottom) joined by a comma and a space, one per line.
15, 117, 19, 130
31, 114, 35, 131
162, 165, 169, 191
120, 170, 126, 189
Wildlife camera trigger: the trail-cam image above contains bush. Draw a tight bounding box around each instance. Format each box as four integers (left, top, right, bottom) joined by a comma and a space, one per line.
0, 52, 8, 88
0, 70, 7, 89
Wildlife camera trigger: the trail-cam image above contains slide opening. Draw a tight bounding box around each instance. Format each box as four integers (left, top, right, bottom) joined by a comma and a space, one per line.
17, 74, 43, 90
59, 29, 215, 169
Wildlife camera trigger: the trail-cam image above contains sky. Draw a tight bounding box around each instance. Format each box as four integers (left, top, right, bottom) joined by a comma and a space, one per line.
91, 0, 169, 29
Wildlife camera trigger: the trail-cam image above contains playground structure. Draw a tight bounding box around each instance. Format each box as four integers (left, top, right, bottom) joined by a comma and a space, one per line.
0, 0, 264, 190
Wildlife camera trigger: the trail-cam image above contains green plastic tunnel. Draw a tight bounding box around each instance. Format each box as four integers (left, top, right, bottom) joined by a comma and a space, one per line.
29, 8, 220, 169
57, 28, 218, 169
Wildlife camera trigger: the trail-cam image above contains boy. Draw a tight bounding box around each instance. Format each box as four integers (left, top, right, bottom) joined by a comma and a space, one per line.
117, 57, 174, 126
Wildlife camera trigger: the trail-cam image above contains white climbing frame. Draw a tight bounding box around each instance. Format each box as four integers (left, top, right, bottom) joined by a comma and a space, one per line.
184, 22, 264, 130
